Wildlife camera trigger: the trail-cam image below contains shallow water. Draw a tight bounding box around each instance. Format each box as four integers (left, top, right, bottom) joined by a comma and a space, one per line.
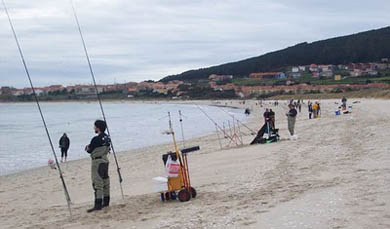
0, 102, 246, 175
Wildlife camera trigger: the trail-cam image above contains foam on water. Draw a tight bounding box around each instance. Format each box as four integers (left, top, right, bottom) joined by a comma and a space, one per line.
0, 102, 247, 176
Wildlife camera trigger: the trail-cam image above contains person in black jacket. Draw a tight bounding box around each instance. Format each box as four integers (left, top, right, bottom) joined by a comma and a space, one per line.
85, 120, 111, 212
59, 133, 70, 162
286, 104, 298, 136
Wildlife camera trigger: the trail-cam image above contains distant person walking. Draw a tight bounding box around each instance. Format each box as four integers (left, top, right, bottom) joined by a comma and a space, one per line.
59, 133, 70, 162
286, 104, 298, 136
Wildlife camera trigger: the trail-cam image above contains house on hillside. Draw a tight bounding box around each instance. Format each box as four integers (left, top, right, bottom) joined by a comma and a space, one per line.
298, 66, 307, 71
312, 72, 320, 78
208, 74, 233, 81
249, 72, 285, 79
292, 67, 299, 73
68, 85, 104, 95
309, 64, 319, 72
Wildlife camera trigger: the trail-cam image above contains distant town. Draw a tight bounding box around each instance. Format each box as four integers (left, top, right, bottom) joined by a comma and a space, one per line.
1, 58, 390, 101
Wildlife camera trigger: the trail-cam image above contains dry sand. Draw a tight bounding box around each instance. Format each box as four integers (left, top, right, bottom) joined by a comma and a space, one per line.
1, 99, 390, 228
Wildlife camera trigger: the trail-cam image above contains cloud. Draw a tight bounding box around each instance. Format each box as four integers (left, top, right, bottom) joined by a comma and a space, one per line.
1, 0, 389, 88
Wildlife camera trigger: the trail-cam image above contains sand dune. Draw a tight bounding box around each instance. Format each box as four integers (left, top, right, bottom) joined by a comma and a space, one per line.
1, 99, 389, 228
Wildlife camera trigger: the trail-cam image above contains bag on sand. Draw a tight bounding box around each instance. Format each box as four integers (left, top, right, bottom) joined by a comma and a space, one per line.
165, 155, 180, 178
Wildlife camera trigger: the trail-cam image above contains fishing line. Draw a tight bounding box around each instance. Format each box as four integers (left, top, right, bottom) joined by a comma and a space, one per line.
194, 104, 235, 142
69, 0, 124, 200
216, 106, 256, 135
2, 0, 72, 217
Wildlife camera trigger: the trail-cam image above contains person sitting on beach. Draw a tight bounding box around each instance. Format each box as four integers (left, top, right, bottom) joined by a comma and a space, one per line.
59, 133, 70, 163
286, 104, 298, 137
85, 120, 111, 213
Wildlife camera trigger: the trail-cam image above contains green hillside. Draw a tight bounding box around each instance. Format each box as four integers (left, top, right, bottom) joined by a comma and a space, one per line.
161, 27, 390, 82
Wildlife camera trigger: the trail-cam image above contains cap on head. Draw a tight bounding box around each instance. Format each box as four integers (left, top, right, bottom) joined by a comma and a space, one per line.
94, 120, 107, 132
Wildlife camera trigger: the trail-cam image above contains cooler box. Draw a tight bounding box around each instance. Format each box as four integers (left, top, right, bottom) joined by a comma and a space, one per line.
152, 176, 168, 192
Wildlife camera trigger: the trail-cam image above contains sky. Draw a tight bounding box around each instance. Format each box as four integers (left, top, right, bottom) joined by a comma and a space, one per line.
1, 0, 389, 88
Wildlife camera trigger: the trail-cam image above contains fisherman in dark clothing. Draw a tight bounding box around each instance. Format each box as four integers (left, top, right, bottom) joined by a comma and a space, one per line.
269, 109, 275, 129
308, 101, 313, 119
59, 133, 70, 163
85, 120, 111, 213
263, 108, 270, 123
286, 104, 298, 136
342, 96, 347, 110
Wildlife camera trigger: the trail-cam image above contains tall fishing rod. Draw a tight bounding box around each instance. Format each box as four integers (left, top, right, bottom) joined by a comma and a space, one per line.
178, 110, 186, 148
2, 0, 72, 217
217, 106, 256, 135
70, 1, 124, 200
194, 104, 235, 142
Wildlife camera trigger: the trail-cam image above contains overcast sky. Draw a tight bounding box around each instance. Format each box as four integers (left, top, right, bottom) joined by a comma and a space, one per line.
1, 0, 389, 88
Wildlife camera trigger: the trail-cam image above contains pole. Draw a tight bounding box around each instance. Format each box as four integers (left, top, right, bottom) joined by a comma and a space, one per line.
217, 106, 256, 135
2, 0, 72, 217
215, 124, 223, 149
194, 104, 235, 142
70, 0, 124, 200
178, 110, 185, 148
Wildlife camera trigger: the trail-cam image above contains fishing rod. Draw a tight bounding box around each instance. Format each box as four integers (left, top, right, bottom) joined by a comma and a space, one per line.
2, 0, 72, 217
194, 104, 235, 142
178, 110, 186, 148
217, 106, 256, 135
70, 0, 124, 200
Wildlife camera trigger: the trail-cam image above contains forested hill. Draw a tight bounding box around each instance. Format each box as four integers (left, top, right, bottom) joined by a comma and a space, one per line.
160, 26, 390, 82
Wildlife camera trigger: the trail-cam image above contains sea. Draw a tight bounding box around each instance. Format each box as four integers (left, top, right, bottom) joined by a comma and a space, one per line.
0, 102, 247, 176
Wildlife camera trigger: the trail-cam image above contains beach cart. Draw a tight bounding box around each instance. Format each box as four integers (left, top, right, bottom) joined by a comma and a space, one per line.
158, 112, 199, 202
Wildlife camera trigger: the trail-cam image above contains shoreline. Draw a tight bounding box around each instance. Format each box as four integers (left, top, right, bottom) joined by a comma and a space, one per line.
0, 100, 246, 178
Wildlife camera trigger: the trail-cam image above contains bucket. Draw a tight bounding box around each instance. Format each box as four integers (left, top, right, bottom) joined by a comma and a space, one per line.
152, 176, 168, 192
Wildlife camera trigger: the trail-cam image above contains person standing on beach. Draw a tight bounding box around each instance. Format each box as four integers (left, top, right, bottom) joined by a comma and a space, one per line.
85, 120, 111, 213
308, 101, 313, 119
269, 109, 275, 129
59, 133, 70, 162
263, 108, 270, 123
286, 104, 298, 136
312, 102, 319, 118
342, 96, 347, 110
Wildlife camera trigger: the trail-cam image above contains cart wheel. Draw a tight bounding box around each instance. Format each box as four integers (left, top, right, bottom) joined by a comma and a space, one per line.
170, 191, 177, 200
160, 193, 165, 202
165, 192, 170, 201
190, 187, 197, 198
178, 189, 191, 202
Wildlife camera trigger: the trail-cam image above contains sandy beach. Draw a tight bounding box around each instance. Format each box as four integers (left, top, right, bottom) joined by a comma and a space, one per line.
1, 99, 390, 228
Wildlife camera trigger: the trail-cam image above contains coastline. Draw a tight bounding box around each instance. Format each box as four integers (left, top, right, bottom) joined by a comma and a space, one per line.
0, 100, 244, 177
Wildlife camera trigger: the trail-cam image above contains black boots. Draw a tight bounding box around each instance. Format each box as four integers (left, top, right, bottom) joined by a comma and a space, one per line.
87, 199, 102, 213
103, 196, 110, 208
86, 196, 109, 213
